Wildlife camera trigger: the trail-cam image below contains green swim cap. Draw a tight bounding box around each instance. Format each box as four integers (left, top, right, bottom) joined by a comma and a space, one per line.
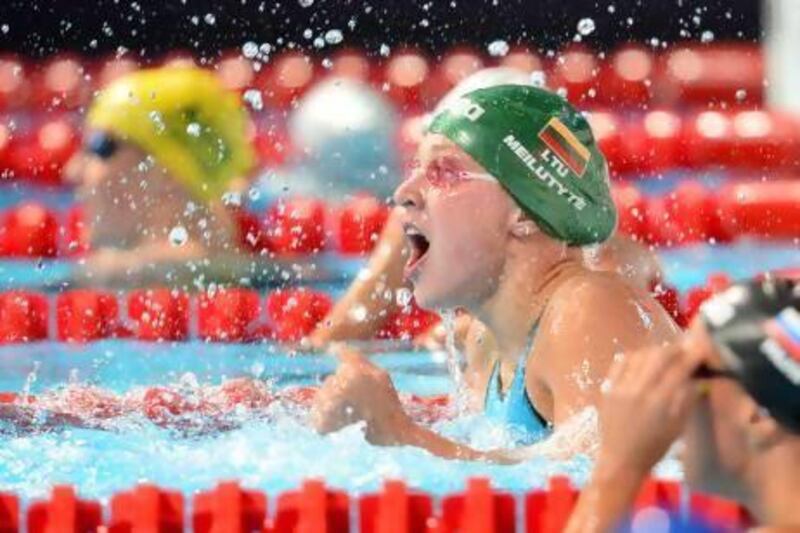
428, 85, 616, 245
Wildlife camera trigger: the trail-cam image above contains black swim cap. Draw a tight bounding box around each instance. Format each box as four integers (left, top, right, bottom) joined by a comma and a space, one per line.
700, 277, 800, 434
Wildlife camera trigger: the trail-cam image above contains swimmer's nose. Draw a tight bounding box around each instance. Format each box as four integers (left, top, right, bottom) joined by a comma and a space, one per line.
62, 153, 86, 186
393, 171, 424, 211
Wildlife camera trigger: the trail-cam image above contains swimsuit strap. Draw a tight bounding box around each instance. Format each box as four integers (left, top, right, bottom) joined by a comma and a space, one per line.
483, 322, 550, 441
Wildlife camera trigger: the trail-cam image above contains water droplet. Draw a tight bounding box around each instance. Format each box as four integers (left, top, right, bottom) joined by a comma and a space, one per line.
348, 305, 368, 322
1, 24, 9, 34
321, 57, 333, 69
396, 288, 413, 307
735, 89, 747, 101
379, 44, 391, 57
419, 18, 430, 27
700, 30, 714, 43
487, 39, 509, 57
313, 37, 325, 49
577, 17, 596, 36
607, 4, 615, 13
247, 187, 261, 201
298, 0, 314, 6
324, 29, 343, 44
204, 13, 216, 25
530, 71, 547, 88
242, 41, 259, 59
556, 87, 568, 98
302, 28, 313, 39
169, 226, 189, 247
148, 111, 165, 133
243, 89, 263, 111
221, 191, 243, 207
186, 122, 201, 137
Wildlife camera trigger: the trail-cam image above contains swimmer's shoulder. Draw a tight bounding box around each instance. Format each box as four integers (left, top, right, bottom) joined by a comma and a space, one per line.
535, 269, 678, 362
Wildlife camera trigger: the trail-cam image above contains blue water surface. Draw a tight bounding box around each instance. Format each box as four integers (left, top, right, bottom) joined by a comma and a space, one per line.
0, 342, 592, 500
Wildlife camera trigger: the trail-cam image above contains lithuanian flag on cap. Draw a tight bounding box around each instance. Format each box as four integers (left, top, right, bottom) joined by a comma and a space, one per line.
538, 117, 591, 177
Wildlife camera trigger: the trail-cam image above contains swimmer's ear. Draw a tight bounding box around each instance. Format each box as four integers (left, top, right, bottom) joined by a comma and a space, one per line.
509, 208, 538, 239
744, 400, 783, 451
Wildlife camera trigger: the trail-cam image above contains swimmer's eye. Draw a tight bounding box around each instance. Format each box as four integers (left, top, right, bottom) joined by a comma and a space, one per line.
84, 131, 120, 160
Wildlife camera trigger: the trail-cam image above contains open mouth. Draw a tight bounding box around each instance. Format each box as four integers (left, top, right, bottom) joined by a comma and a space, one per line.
403, 224, 430, 279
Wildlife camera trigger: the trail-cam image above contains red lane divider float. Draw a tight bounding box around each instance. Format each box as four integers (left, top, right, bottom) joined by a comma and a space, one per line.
614, 179, 800, 246
0, 266, 794, 345
4, 178, 798, 260
27, 485, 102, 533
128, 288, 190, 342
193, 481, 267, 533
0, 477, 754, 532
265, 287, 333, 343
110, 484, 184, 532
0, 291, 48, 343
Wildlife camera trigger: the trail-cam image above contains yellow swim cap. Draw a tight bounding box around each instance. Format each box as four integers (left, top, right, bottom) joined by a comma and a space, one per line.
87, 66, 255, 204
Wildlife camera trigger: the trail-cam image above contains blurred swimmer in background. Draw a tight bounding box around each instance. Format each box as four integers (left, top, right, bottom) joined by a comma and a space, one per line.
64, 66, 260, 288
247, 76, 401, 209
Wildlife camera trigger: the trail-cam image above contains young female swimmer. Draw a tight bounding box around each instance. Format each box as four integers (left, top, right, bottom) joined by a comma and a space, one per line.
309, 68, 665, 350
566, 277, 800, 531
310, 84, 679, 460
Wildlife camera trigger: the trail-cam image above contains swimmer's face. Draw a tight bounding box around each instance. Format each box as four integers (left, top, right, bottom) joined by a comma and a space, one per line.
393, 133, 516, 310
680, 319, 751, 502
64, 132, 148, 201
64, 132, 161, 247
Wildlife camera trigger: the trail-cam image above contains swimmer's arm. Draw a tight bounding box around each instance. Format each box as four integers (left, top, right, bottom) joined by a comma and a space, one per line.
563, 461, 646, 533
310, 210, 408, 347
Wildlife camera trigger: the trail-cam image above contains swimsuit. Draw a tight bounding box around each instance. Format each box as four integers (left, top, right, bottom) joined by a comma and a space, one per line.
483, 324, 551, 444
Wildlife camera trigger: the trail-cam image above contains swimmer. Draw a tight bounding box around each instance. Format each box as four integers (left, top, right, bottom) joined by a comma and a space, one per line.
566, 277, 800, 531
310, 84, 679, 459
309, 68, 665, 349
64, 66, 263, 288
248, 76, 401, 208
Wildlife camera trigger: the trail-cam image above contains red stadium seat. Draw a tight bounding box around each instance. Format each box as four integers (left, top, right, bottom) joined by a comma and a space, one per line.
548, 46, 600, 104
656, 44, 763, 108
32, 55, 91, 110
597, 46, 655, 107
259, 52, 316, 108
382, 49, 432, 112
0, 54, 29, 110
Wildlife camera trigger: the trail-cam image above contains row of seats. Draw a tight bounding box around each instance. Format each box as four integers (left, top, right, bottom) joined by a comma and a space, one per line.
0, 477, 749, 532
0, 287, 438, 344
0, 43, 763, 112
5, 105, 800, 187
1, 179, 798, 261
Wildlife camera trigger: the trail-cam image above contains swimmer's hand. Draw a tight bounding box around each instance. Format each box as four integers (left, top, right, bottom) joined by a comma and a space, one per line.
564, 342, 704, 533
311, 345, 517, 463
595, 342, 702, 478
311, 345, 413, 446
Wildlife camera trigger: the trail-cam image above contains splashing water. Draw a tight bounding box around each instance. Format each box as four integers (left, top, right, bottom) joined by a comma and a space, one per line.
487, 39, 510, 57
441, 309, 468, 414
577, 17, 596, 36
168, 226, 188, 247
21, 361, 40, 404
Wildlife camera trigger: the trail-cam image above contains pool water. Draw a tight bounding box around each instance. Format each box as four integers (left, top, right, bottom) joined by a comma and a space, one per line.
0, 342, 592, 500
0, 241, 794, 500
